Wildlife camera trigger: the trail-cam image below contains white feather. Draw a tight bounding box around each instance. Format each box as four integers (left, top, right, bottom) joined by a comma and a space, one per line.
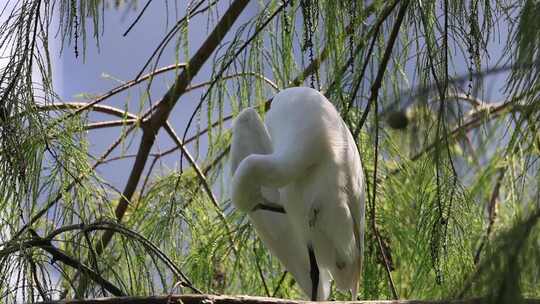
231, 107, 331, 300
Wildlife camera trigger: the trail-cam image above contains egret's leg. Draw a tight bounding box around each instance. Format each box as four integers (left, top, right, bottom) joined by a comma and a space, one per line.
308, 245, 319, 301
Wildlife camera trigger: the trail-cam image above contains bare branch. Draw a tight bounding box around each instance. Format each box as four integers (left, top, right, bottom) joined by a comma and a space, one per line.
62, 63, 186, 120
35, 294, 540, 304
38, 103, 138, 119
84, 120, 138, 131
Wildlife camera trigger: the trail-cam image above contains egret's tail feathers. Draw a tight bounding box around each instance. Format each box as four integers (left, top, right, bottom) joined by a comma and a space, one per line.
331, 254, 362, 298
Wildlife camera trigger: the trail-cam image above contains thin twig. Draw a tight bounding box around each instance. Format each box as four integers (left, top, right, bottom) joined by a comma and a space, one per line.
300, 1, 381, 95
133, 0, 210, 80
408, 100, 530, 164
122, 0, 153, 36
473, 168, 506, 265
353, 0, 405, 139
253, 244, 271, 297
271, 271, 288, 298
63, 63, 186, 120
38, 103, 138, 119
28, 255, 50, 301
344, 0, 401, 126
402, 60, 540, 109
163, 122, 238, 255
180, 0, 291, 163
84, 119, 138, 130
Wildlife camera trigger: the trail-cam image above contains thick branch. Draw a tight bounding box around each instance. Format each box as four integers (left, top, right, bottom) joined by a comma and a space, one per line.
36, 294, 540, 304
98, 0, 248, 253
40, 244, 125, 297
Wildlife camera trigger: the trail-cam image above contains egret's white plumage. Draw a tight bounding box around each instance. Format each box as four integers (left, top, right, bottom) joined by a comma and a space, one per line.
231, 87, 365, 300
230, 108, 331, 300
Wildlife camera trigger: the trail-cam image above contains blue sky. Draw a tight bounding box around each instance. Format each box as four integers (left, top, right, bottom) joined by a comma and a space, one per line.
56, 1, 268, 193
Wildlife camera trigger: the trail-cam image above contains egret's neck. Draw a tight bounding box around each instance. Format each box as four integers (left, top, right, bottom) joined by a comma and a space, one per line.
231, 153, 294, 212
241, 154, 295, 188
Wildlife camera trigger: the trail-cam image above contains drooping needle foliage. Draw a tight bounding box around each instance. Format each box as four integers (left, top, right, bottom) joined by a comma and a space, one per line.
0, 0, 540, 303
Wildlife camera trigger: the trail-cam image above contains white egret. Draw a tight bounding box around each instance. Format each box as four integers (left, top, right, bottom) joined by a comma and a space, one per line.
231, 87, 365, 300
230, 107, 331, 300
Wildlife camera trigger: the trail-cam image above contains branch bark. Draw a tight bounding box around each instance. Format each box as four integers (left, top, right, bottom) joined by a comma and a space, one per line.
36, 294, 540, 304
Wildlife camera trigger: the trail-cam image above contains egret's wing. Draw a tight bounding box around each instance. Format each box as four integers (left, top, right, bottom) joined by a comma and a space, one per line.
231, 107, 330, 300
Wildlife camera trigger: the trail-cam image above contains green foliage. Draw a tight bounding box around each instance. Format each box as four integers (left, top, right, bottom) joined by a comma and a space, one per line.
1, 0, 540, 303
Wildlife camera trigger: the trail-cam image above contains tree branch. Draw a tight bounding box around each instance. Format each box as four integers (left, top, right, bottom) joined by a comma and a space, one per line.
84, 119, 138, 130
341, 0, 401, 123
35, 294, 540, 304
74, 0, 251, 295
408, 99, 530, 163
1, 232, 124, 297
63, 63, 186, 120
